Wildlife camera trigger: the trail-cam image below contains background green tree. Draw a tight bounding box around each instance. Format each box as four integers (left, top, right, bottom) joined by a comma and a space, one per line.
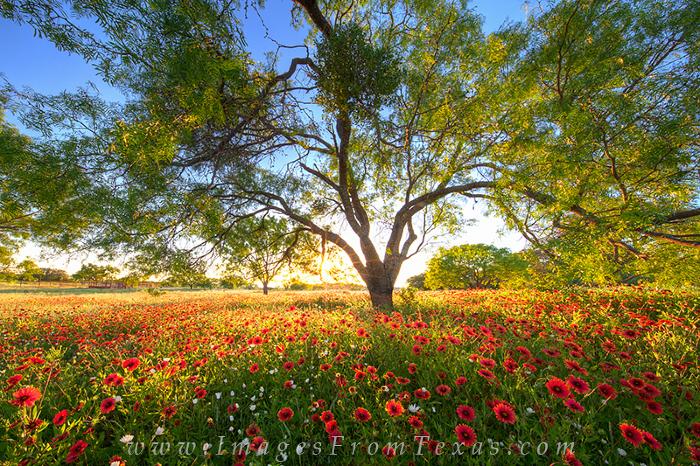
220, 216, 318, 294
16, 258, 41, 285
492, 0, 700, 283
39, 268, 70, 282
424, 244, 528, 290
406, 273, 426, 290
71, 263, 120, 282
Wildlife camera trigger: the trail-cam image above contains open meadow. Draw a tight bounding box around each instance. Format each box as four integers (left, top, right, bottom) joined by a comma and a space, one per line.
1, 288, 699, 465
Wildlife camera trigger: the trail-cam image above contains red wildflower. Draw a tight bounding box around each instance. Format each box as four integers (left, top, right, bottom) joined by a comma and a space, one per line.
277, 407, 294, 422
456, 405, 476, 421
414, 388, 430, 399
690, 422, 700, 438
563, 449, 582, 466
104, 373, 124, 387
642, 431, 662, 451
11, 386, 41, 407
408, 415, 423, 429
690, 445, 700, 461
646, 401, 663, 415
493, 403, 516, 424
567, 376, 590, 394
596, 383, 617, 399
65, 439, 88, 463
546, 377, 570, 399
455, 424, 477, 446
100, 397, 116, 414
382, 445, 396, 459
354, 407, 371, 422
385, 400, 404, 417
245, 423, 261, 436
249, 436, 266, 452
163, 405, 177, 418
435, 384, 451, 396
249, 363, 259, 374
479, 358, 496, 368
619, 423, 644, 447
320, 410, 334, 423
324, 419, 339, 433
122, 358, 140, 372
503, 358, 519, 373
564, 398, 585, 413
6, 374, 22, 389
53, 409, 68, 426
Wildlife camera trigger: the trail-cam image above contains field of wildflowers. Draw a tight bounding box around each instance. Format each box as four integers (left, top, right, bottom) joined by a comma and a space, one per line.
1, 288, 698, 465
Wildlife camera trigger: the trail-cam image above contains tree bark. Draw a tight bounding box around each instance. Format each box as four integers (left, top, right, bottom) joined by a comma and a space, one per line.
368, 286, 393, 309
262, 281, 269, 295
366, 264, 396, 309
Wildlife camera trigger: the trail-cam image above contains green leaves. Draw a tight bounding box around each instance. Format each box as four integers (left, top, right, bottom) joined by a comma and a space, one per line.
424, 244, 528, 290
314, 22, 401, 118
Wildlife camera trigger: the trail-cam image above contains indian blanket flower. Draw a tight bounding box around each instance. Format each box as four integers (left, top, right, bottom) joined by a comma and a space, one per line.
65, 440, 88, 463
11, 386, 41, 407
277, 407, 294, 422
6, 374, 22, 389
619, 423, 644, 447
564, 449, 583, 466
53, 409, 68, 426
567, 376, 590, 394
546, 377, 570, 399
456, 405, 476, 422
597, 383, 618, 399
642, 431, 662, 451
385, 400, 404, 417
493, 402, 517, 424
435, 384, 451, 396
122, 358, 140, 372
564, 398, 585, 413
100, 397, 116, 414
354, 407, 371, 422
455, 424, 477, 447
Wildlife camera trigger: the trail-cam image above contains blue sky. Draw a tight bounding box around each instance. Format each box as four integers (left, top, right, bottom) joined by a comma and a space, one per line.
0, 0, 529, 283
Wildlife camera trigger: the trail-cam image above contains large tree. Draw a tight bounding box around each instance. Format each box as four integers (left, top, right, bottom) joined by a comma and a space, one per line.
220, 216, 317, 294
0, 94, 99, 260
2, 0, 698, 305
492, 0, 700, 277
3, 0, 516, 307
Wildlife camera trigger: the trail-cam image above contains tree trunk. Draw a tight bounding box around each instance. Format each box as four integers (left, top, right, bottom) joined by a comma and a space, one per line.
369, 288, 393, 309
262, 281, 269, 295
366, 265, 395, 308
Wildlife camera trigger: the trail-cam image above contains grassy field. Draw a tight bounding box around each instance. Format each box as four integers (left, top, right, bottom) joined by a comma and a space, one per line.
1, 288, 699, 465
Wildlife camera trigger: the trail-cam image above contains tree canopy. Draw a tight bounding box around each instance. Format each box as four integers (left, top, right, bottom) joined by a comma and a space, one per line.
219, 216, 317, 294
1, 0, 697, 305
71, 263, 120, 282
424, 243, 528, 289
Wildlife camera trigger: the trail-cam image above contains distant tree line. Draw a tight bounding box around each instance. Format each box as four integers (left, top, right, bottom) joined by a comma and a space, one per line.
408, 242, 698, 291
